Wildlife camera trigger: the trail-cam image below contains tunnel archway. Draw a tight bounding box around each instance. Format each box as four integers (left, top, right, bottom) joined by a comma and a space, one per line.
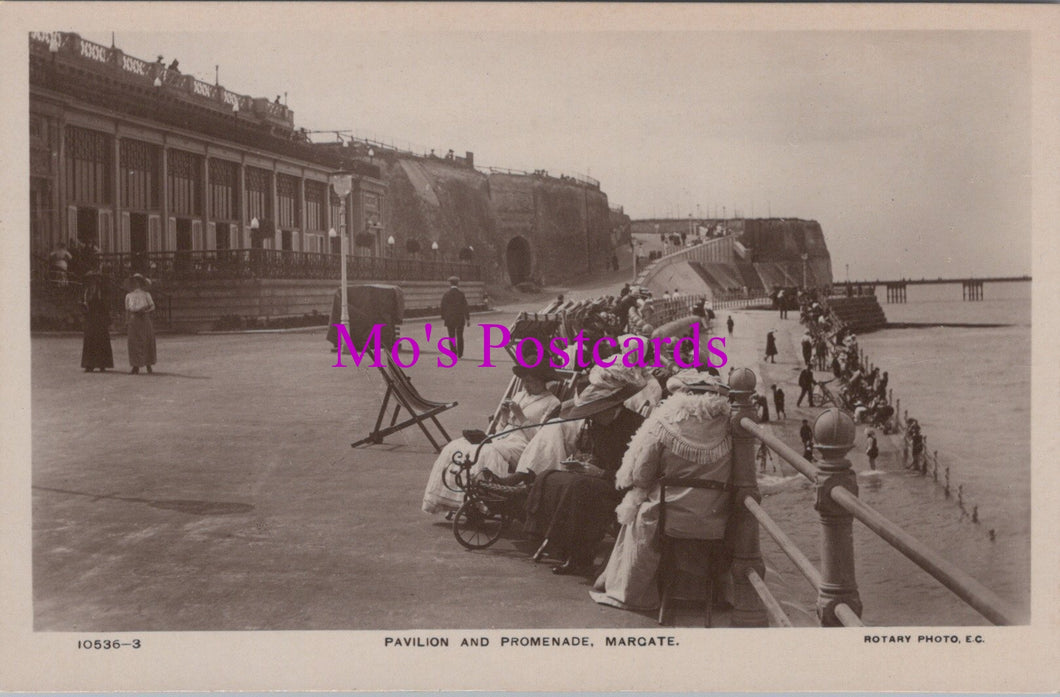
505, 236, 533, 285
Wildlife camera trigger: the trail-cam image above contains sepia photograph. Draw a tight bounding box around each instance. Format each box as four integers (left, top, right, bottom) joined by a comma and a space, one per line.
2, 2, 1058, 693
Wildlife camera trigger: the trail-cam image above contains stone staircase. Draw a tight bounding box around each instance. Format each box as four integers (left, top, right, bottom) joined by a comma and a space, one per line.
827, 295, 888, 332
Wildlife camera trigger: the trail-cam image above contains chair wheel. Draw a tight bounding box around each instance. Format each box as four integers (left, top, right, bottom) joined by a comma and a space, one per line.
452, 499, 504, 550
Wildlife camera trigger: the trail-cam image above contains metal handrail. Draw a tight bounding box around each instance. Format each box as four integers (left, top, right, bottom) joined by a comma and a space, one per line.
835, 603, 864, 627
829, 486, 1018, 626
739, 419, 816, 480
746, 569, 793, 627
737, 413, 1021, 625
743, 496, 821, 591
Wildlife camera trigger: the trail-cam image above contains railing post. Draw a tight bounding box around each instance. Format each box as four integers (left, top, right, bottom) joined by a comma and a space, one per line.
813, 408, 863, 626
727, 367, 769, 627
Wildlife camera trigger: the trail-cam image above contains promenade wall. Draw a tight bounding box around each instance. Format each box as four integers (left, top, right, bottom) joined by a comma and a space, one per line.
165, 278, 486, 331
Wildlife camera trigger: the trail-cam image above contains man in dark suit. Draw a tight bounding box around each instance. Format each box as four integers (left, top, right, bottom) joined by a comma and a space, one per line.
797, 365, 816, 407
440, 276, 470, 358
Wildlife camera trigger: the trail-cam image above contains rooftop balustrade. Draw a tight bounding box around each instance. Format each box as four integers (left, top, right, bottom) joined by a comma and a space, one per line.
30, 32, 292, 129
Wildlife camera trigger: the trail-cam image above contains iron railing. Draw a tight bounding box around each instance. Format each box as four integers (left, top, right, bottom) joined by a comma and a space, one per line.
31, 253, 172, 328
726, 368, 1022, 627
96, 249, 483, 284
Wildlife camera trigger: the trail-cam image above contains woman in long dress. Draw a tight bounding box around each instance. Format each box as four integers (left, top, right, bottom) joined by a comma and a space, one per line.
125, 273, 156, 374
80, 271, 114, 372
591, 371, 734, 611
764, 329, 778, 363
421, 363, 562, 515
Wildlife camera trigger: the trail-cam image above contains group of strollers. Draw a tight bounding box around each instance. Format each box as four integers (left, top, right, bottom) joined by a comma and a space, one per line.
420, 292, 749, 623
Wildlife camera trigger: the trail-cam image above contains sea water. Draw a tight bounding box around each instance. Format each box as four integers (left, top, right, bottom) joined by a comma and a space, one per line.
760, 282, 1031, 626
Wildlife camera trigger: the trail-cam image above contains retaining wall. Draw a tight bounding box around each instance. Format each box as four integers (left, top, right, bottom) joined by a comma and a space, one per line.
167, 279, 485, 331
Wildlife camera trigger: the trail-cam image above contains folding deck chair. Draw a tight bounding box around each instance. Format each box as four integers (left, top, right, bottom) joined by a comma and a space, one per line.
351, 354, 458, 453
484, 310, 576, 436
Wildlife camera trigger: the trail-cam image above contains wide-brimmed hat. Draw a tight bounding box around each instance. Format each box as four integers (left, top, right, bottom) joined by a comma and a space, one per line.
666, 369, 730, 396
559, 364, 647, 419
512, 363, 563, 383
130, 273, 151, 288
447, 276, 460, 286
82, 269, 101, 279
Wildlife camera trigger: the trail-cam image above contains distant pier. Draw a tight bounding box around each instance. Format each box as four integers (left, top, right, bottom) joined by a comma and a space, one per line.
838, 275, 1030, 303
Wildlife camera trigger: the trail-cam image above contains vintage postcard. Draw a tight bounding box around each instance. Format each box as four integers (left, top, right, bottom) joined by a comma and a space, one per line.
1, 2, 1058, 692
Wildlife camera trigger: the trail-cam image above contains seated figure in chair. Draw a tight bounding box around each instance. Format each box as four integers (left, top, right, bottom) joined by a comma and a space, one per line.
421, 363, 561, 515
516, 364, 651, 577
591, 370, 734, 612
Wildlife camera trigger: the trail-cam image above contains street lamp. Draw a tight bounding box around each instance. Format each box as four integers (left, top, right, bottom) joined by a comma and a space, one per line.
801, 252, 809, 289
330, 172, 353, 325
386, 235, 395, 257
431, 240, 439, 259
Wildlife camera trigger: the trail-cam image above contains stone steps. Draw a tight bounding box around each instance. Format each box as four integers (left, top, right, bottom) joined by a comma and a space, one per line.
828, 295, 888, 332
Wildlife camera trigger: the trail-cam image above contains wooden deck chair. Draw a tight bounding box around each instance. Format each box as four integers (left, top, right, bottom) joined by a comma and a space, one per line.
485, 309, 572, 435
656, 477, 733, 627
351, 354, 457, 453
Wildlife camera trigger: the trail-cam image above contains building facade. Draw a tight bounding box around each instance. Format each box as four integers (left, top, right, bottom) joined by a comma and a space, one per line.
30, 31, 386, 270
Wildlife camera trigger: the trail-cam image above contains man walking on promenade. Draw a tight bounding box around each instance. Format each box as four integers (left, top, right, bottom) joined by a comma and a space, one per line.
726, 315, 734, 335
440, 276, 470, 359
771, 384, 786, 420
797, 365, 816, 407
801, 331, 813, 367
800, 419, 815, 462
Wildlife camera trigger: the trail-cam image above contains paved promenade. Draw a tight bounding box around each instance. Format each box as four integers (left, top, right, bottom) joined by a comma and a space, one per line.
31, 292, 871, 630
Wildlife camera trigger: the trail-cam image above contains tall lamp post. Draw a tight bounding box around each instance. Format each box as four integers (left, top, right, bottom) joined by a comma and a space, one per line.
330, 172, 353, 325
801, 252, 809, 289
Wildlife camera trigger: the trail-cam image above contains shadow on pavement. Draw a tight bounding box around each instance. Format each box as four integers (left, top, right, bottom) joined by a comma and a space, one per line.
33, 485, 253, 516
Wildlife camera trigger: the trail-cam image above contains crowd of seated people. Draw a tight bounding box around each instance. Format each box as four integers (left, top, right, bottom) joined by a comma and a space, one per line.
799, 293, 895, 434
419, 282, 739, 615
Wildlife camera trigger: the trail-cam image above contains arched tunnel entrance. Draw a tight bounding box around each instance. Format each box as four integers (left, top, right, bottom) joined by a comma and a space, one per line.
505, 236, 533, 285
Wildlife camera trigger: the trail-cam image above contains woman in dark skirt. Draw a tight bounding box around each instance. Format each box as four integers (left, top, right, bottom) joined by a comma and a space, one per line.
125, 273, 156, 374
80, 271, 114, 372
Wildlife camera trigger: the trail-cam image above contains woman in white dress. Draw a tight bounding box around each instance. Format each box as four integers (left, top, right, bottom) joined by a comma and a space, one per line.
421, 363, 562, 515
591, 370, 734, 611
125, 273, 156, 374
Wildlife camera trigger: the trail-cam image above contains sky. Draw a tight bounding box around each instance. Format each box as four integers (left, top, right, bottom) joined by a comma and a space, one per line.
74, 28, 1032, 281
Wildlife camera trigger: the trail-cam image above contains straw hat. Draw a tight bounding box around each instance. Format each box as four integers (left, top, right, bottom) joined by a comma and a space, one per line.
559, 364, 647, 419
666, 369, 730, 396
512, 363, 563, 383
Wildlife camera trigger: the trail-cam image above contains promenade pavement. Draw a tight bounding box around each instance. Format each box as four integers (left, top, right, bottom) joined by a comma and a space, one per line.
31, 291, 877, 631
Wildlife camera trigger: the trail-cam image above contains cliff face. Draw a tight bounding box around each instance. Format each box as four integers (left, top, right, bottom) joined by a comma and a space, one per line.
634, 217, 834, 297
505, 175, 613, 285
378, 157, 616, 288
738, 218, 833, 288
376, 154, 501, 279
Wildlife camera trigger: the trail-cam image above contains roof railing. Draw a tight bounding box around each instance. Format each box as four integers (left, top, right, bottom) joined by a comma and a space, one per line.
30, 32, 292, 128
